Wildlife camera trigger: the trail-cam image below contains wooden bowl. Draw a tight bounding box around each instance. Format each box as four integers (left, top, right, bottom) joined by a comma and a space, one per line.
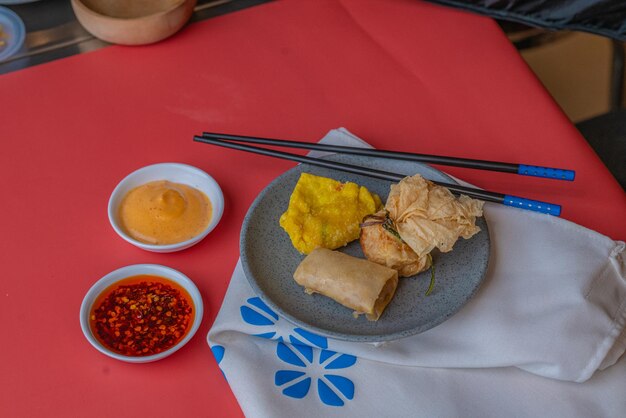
71, 0, 197, 45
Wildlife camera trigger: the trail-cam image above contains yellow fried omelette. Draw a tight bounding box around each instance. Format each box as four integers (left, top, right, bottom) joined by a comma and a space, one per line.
280, 173, 382, 254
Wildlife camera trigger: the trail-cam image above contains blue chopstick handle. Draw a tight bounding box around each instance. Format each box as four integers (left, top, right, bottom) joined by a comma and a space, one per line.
503, 195, 561, 216
517, 164, 575, 181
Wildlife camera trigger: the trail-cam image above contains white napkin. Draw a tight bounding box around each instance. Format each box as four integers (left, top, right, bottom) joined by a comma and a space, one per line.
208, 129, 626, 417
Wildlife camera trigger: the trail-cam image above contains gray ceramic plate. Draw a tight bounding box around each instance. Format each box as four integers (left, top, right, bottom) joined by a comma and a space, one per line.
240, 154, 490, 342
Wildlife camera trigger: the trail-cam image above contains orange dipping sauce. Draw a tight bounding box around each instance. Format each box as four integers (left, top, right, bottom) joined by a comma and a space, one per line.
89, 275, 194, 356
118, 180, 212, 245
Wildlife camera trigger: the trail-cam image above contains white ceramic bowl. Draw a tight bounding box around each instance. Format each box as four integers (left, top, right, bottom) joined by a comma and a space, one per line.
80, 264, 203, 363
108, 163, 224, 253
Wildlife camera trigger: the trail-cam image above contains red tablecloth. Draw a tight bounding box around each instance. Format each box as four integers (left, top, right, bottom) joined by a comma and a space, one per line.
1, 1, 624, 416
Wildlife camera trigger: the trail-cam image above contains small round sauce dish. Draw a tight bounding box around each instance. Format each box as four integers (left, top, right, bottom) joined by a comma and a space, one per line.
0, 6, 26, 61
108, 163, 224, 253
80, 264, 203, 363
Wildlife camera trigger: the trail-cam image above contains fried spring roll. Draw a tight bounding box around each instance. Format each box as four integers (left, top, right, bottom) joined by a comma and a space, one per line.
293, 248, 398, 321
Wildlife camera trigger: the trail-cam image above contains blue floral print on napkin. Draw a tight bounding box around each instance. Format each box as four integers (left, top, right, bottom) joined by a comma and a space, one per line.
275, 343, 356, 406
210, 345, 226, 379
240, 297, 329, 347
240, 297, 357, 406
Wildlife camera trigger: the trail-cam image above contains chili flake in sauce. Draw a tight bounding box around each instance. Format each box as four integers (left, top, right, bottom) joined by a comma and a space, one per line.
90, 275, 194, 356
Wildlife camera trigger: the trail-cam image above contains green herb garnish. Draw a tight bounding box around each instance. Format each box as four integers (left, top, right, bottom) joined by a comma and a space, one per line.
361, 211, 405, 243
425, 253, 436, 296
382, 216, 404, 242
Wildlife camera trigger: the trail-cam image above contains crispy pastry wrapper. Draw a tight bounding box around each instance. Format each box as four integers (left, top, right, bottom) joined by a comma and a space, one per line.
360, 211, 431, 277
293, 248, 399, 321
386, 174, 484, 258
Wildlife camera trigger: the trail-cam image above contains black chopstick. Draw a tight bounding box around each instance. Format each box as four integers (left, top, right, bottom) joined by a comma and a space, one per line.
201, 132, 575, 181
193, 135, 561, 216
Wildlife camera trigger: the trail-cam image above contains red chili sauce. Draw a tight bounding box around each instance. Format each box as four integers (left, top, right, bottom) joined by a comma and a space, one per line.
90, 275, 194, 356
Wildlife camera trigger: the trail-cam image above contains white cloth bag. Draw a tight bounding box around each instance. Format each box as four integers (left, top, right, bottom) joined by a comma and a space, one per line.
208, 129, 626, 417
